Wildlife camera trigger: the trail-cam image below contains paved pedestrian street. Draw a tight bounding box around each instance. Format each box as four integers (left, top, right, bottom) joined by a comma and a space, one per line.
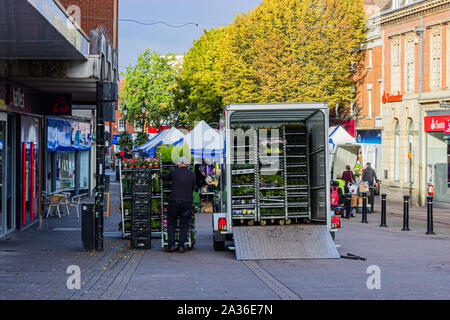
0, 177, 449, 300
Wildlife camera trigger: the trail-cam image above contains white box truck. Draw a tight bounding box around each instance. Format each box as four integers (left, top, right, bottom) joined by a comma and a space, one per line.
213, 103, 340, 260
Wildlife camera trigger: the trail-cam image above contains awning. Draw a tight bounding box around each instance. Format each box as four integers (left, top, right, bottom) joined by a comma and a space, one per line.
184, 120, 224, 161
0, 0, 89, 60
47, 117, 92, 151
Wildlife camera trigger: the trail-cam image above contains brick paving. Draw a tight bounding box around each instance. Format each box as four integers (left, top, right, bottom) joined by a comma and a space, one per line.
0, 171, 449, 300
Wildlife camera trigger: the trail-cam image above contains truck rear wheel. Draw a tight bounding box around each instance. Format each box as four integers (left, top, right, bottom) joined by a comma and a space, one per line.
213, 239, 226, 251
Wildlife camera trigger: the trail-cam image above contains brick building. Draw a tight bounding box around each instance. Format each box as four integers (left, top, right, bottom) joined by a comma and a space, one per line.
375, 0, 450, 207
59, 0, 119, 49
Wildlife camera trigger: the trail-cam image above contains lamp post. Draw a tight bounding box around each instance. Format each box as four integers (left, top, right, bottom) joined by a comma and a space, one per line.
141, 101, 147, 133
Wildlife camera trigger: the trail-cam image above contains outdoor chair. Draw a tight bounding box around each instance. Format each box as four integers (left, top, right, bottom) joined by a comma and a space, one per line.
68, 193, 88, 218
46, 195, 63, 218
54, 193, 71, 216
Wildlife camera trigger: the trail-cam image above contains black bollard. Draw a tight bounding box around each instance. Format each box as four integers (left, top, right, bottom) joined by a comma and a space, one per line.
345, 193, 351, 219
402, 195, 410, 231
361, 192, 368, 223
426, 196, 435, 235
380, 193, 387, 227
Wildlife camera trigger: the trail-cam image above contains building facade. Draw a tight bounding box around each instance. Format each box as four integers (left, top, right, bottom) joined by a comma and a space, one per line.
0, 0, 118, 237
354, 9, 385, 178
376, 0, 450, 207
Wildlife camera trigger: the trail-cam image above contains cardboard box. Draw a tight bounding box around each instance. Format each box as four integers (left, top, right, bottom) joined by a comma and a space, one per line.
351, 194, 358, 207
359, 183, 369, 193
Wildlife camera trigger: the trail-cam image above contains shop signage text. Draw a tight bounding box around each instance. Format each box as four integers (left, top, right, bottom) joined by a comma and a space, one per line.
445, 120, 450, 135
424, 115, 450, 132
382, 91, 403, 103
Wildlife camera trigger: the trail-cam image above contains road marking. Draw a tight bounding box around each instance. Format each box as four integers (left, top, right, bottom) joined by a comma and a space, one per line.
242, 260, 302, 300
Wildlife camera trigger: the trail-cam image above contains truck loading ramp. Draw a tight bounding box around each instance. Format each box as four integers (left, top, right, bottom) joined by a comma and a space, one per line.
233, 225, 340, 260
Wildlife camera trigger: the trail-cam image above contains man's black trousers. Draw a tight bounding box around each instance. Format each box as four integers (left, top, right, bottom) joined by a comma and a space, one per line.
167, 200, 192, 249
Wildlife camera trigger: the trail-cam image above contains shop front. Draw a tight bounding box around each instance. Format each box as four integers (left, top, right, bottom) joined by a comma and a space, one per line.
46, 117, 92, 195
356, 129, 382, 179
425, 113, 450, 208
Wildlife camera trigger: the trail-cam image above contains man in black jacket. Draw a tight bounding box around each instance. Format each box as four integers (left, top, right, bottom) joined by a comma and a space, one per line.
163, 157, 196, 253
362, 162, 377, 213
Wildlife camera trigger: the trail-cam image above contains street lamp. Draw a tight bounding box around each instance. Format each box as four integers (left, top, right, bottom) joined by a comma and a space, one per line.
141, 101, 147, 133
122, 104, 128, 116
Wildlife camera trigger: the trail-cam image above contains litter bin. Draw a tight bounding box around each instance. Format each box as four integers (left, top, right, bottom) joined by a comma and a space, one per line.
82, 203, 95, 251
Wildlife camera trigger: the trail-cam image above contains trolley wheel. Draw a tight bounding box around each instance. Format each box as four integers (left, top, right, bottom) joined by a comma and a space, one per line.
303, 218, 311, 224
270, 219, 275, 224
260, 220, 267, 226
247, 220, 255, 226
279, 219, 285, 226
286, 219, 292, 225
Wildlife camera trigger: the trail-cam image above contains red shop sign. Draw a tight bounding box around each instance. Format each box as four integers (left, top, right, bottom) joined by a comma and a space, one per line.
382, 91, 403, 103
445, 119, 450, 134
424, 115, 450, 132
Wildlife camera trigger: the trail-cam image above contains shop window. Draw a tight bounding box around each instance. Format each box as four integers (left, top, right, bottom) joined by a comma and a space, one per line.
56, 152, 75, 191
427, 132, 449, 203
80, 151, 89, 189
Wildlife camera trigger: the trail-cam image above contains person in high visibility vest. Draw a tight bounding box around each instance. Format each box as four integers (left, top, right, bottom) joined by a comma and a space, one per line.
336, 174, 345, 192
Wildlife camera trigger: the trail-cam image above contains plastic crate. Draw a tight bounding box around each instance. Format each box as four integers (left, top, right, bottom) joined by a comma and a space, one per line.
133, 194, 151, 205
131, 236, 151, 249
132, 221, 151, 234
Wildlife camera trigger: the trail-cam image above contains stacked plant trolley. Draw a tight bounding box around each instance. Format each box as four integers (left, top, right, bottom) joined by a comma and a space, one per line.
130, 168, 152, 249
282, 123, 310, 222
229, 123, 311, 227
258, 127, 286, 225
160, 161, 196, 250
230, 126, 258, 226
119, 159, 160, 249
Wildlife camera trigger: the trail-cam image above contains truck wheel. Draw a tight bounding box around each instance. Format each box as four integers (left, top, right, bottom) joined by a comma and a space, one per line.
213, 239, 226, 251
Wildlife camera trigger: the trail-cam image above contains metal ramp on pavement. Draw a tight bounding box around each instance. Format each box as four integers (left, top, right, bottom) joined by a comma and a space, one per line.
233, 225, 340, 260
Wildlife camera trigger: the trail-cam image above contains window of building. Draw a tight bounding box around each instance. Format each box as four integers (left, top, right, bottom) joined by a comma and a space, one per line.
431, 33, 441, 89
134, 120, 142, 133
118, 118, 126, 132
405, 38, 415, 92
367, 84, 372, 118
394, 120, 400, 181
391, 41, 401, 93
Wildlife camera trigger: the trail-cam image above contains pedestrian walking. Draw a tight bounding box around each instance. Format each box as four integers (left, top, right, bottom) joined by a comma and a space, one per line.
162, 157, 196, 253
342, 165, 356, 192
361, 162, 377, 213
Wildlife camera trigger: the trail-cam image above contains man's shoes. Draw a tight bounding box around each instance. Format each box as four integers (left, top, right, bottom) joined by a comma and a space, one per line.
178, 247, 186, 253
165, 246, 176, 253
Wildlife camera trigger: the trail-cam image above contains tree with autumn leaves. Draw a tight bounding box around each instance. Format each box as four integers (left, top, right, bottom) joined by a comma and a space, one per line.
178, 0, 366, 123
121, 0, 367, 127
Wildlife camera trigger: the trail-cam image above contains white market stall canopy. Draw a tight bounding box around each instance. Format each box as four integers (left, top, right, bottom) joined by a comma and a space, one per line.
135, 127, 185, 155
328, 126, 357, 153
183, 120, 224, 162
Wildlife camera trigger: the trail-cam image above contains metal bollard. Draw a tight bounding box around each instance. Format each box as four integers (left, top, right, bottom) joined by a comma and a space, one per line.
345, 193, 351, 219
426, 196, 435, 235
380, 193, 387, 227
402, 195, 410, 231
361, 192, 368, 223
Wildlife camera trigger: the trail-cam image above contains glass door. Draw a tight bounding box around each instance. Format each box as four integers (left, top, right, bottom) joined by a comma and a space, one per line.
0, 120, 5, 236
6, 115, 15, 233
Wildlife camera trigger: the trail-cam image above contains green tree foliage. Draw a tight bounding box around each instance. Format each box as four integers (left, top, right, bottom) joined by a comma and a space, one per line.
174, 28, 226, 126
119, 133, 133, 151
182, 0, 366, 120
134, 132, 149, 148
121, 50, 180, 128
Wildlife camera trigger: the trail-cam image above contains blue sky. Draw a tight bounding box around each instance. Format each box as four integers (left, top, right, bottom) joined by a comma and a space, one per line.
118, 0, 262, 75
